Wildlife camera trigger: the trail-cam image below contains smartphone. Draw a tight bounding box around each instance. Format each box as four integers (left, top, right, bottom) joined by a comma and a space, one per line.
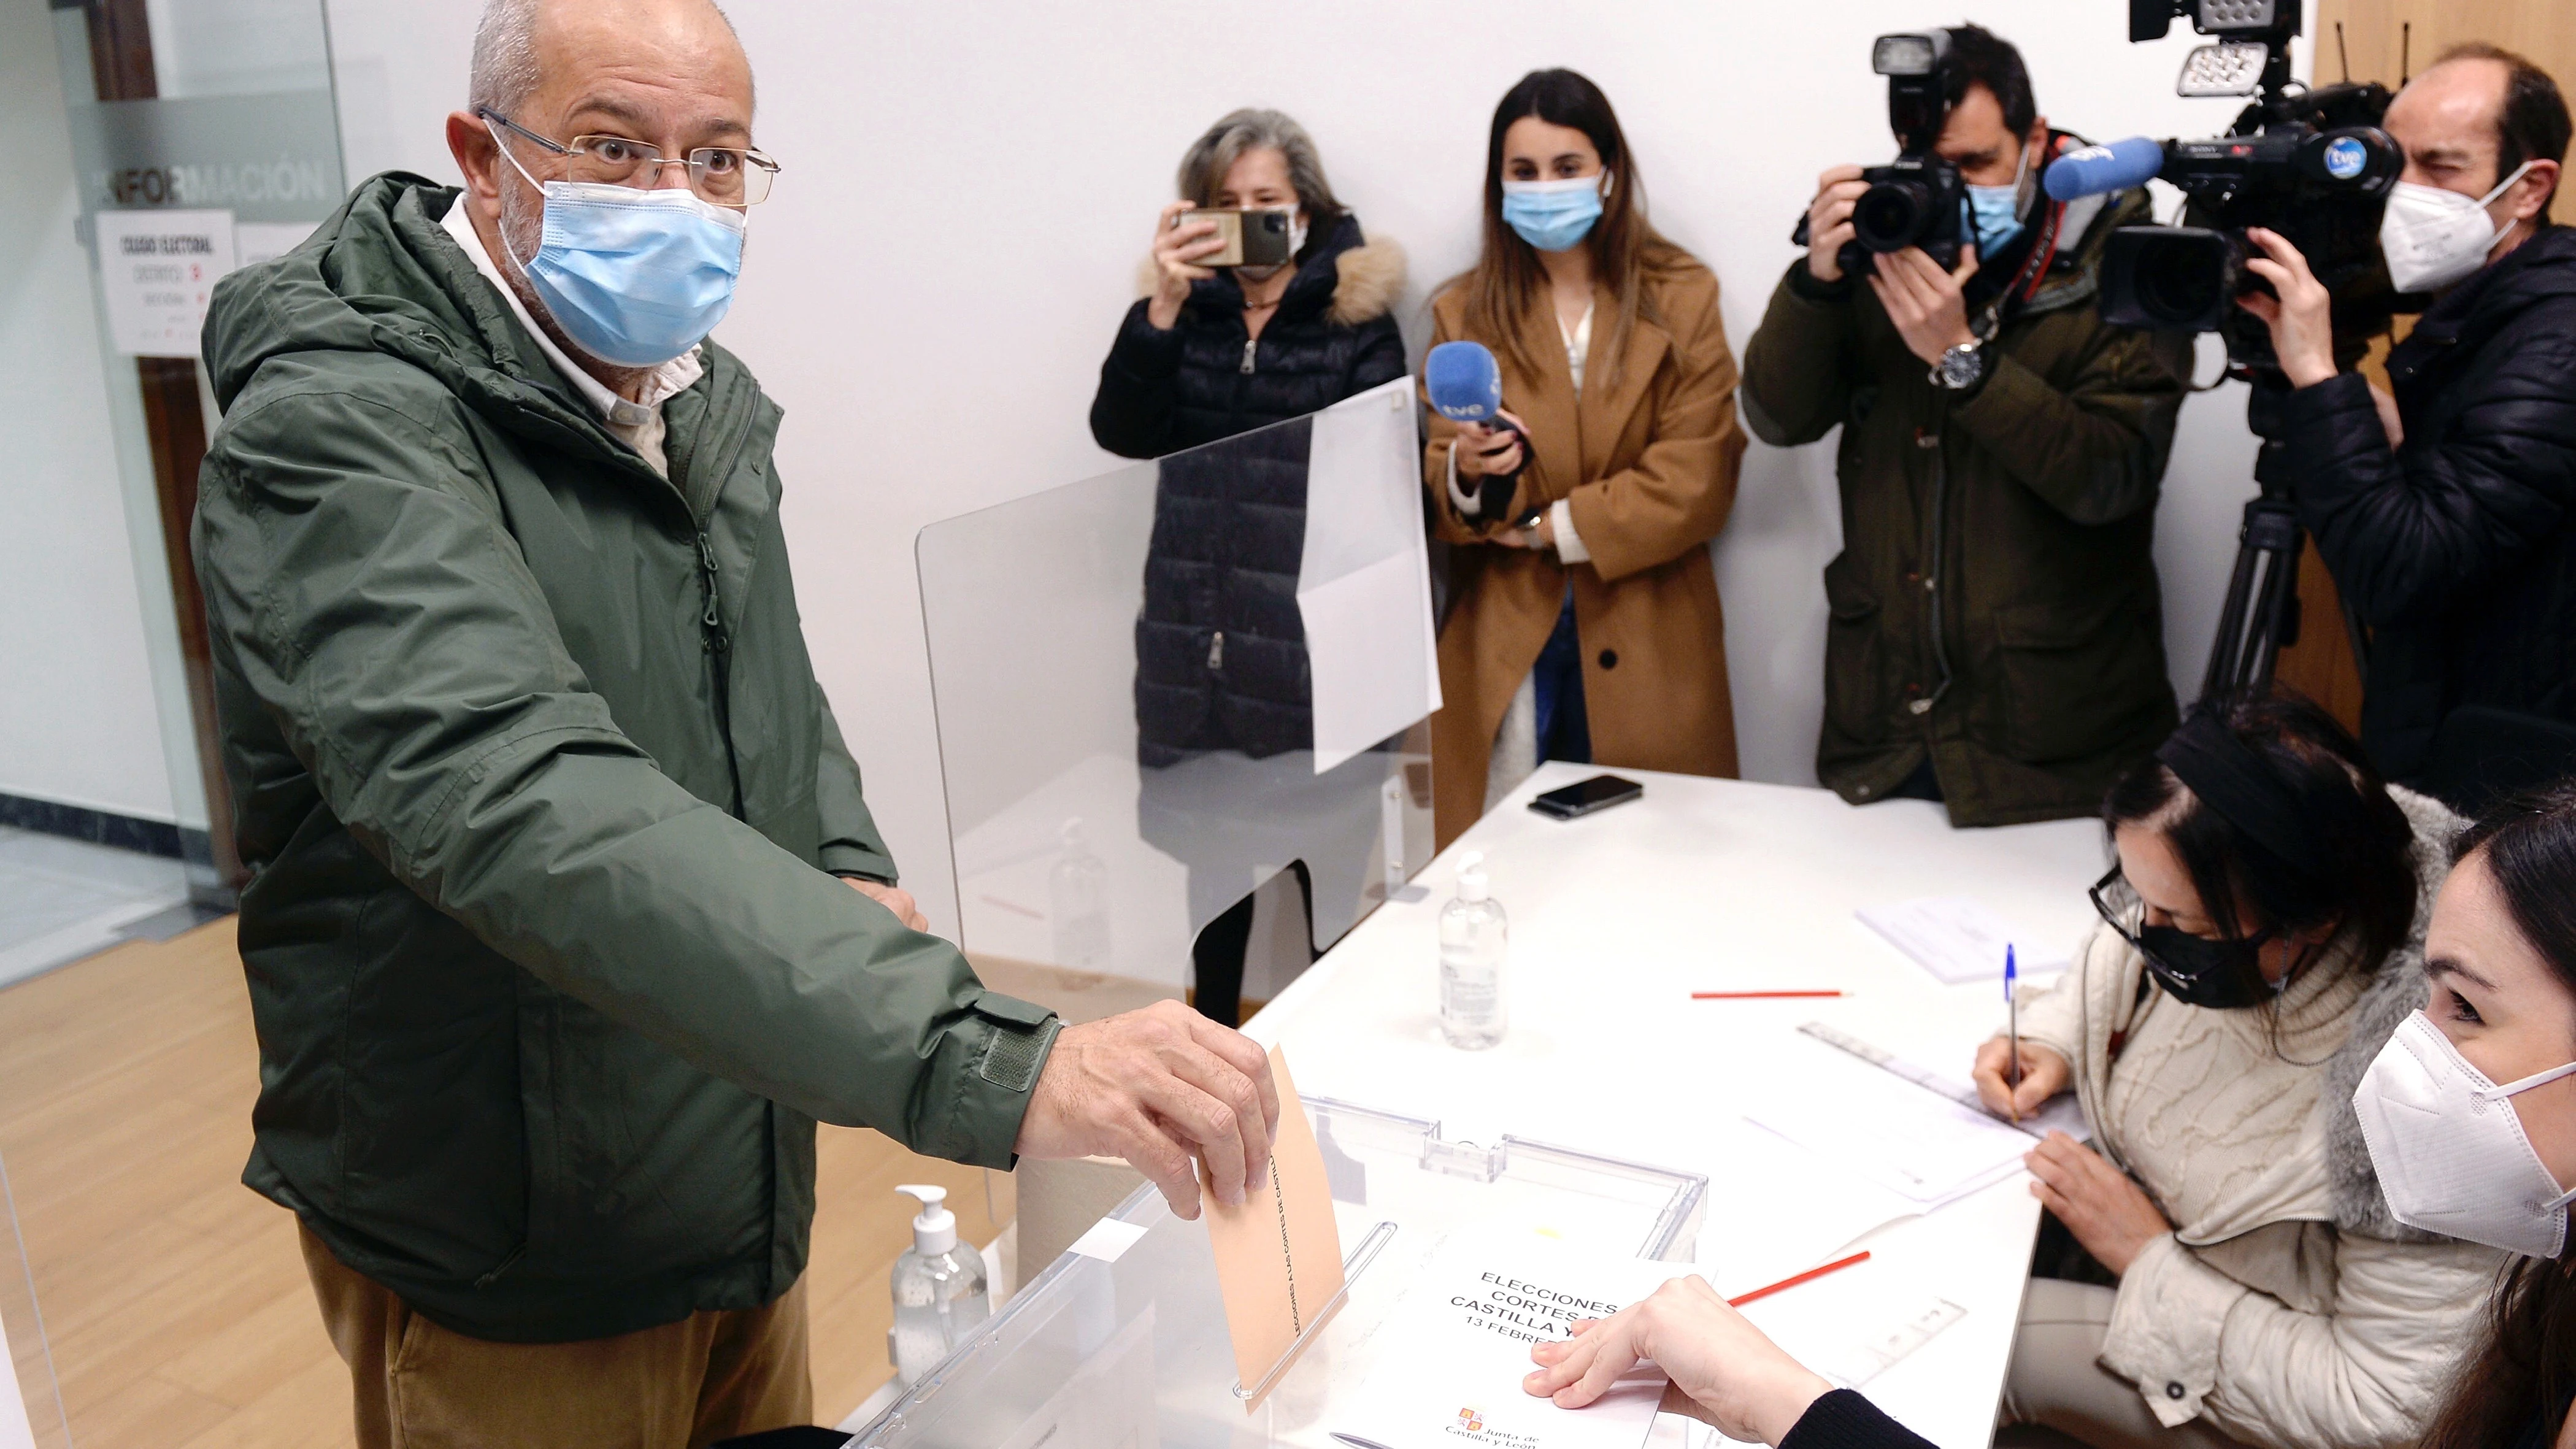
1177, 208, 1294, 269
1528, 774, 1645, 821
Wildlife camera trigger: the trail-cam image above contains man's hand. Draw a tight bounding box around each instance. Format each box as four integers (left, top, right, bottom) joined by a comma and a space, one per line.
1972, 1037, 2070, 1121
1868, 245, 1980, 366
2239, 228, 2338, 389
1147, 201, 1224, 331
841, 877, 928, 932
1013, 999, 1279, 1221
1525, 1277, 1833, 1448
2025, 1131, 2169, 1275
1804, 166, 1869, 284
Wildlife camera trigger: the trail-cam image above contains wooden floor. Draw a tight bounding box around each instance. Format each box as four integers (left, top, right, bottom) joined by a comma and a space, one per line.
0, 917, 1010, 1446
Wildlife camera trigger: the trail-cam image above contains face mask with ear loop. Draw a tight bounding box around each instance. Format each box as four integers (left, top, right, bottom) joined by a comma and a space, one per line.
2380, 161, 2537, 293
1963, 134, 2038, 259
2353, 1010, 2576, 1257
485, 118, 747, 368
1501, 172, 1611, 253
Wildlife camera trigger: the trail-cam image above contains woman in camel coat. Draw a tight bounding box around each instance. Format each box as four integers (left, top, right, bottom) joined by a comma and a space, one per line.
1423, 69, 1747, 845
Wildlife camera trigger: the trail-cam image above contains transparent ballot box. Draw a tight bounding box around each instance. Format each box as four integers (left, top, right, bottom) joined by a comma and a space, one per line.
850, 1096, 1708, 1448
918, 379, 1438, 1012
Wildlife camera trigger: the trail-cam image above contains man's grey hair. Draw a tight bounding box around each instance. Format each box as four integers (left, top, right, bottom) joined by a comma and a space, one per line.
1177, 109, 1344, 224
469, 0, 745, 117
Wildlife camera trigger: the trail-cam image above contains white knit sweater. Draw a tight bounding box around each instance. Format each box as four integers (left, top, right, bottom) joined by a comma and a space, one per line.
2013, 787, 2506, 1449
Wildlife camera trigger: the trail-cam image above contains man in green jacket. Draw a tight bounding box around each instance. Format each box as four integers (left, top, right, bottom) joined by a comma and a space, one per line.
192, 0, 1276, 1439
1742, 25, 2194, 826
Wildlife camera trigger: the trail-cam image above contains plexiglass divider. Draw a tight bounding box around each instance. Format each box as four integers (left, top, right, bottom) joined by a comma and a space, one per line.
919, 378, 1437, 1013
0, 1148, 68, 1449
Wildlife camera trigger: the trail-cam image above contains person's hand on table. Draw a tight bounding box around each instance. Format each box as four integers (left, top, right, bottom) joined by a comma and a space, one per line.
1525, 1277, 1834, 1448
2237, 228, 2338, 390
841, 877, 929, 932
1012, 999, 1279, 1221
1972, 1037, 2070, 1121
2024, 1131, 2169, 1275
1867, 244, 1980, 367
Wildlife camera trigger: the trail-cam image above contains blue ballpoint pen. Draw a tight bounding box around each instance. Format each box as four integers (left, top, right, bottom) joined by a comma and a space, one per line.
2005, 944, 2022, 1109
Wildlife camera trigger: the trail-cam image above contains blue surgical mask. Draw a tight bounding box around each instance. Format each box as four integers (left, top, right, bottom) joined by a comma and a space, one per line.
1501, 174, 1607, 253
491, 122, 747, 367
1963, 139, 2035, 261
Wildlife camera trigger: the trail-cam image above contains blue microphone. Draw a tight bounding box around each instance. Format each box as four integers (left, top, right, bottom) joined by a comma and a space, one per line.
1423, 341, 1532, 524
2043, 136, 2167, 202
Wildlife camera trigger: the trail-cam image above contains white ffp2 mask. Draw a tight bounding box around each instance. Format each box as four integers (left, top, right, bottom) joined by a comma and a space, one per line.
2352, 1010, 2576, 1258
2378, 162, 2534, 293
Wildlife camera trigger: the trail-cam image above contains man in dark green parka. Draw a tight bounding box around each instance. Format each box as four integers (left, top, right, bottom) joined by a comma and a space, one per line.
192, 0, 1276, 1437
1743, 26, 2194, 826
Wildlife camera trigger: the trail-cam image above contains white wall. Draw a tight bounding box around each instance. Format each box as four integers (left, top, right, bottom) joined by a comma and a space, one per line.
324, 0, 2299, 937
0, 1, 179, 823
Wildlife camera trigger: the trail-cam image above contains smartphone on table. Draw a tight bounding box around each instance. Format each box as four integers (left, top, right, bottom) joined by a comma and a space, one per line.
1528, 774, 1644, 821
1177, 207, 1294, 268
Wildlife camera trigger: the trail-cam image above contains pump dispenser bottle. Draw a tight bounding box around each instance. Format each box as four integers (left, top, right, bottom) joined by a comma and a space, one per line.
1439, 851, 1508, 1049
887, 1184, 991, 1386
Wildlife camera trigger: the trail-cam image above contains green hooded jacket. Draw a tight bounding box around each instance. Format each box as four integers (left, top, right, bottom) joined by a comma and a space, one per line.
192, 174, 1059, 1343
1740, 184, 2193, 826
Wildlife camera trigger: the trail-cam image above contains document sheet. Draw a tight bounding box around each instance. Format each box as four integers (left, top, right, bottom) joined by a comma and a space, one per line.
1204, 1045, 1346, 1405
1331, 1229, 1680, 1449
1744, 1051, 2038, 1211
1856, 896, 2069, 984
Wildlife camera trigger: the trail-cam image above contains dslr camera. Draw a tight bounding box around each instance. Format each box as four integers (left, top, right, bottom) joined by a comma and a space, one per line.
2089, 0, 2404, 372
1794, 31, 1967, 278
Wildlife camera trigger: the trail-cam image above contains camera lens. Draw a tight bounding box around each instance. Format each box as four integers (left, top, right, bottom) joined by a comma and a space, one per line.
1852, 182, 1932, 252
2131, 237, 2224, 327
1257, 212, 1288, 234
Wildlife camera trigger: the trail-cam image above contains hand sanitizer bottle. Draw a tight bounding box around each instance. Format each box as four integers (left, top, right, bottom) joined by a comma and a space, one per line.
1439, 851, 1508, 1050
887, 1184, 990, 1386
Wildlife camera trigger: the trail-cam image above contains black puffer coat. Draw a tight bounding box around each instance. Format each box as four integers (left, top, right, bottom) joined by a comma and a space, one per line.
1093, 215, 1407, 763
2282, 225, 2576, 778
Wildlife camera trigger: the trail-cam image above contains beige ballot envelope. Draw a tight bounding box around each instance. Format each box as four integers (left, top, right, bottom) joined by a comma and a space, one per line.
1202, 1044, 1345, 1407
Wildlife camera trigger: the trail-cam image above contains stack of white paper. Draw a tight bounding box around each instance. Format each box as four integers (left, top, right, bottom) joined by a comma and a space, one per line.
1856, 897, 2069, 985
1331, 1229, 1682, 1449
1744, 1055, 2037, 1212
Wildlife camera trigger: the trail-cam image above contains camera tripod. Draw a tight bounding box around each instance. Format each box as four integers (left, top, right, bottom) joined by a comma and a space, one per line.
2199, 372, 2351, 702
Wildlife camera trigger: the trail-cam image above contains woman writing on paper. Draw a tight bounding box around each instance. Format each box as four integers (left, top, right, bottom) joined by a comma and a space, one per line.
1963, 691, 2501, 1449
1423, 69, 1746, 847
1527, 775, 2576, 1449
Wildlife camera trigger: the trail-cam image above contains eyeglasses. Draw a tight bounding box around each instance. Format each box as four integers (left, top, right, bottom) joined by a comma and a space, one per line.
2088, 866, 2148, 952
2088, 865, 2278, 991
477, 106, 780, 206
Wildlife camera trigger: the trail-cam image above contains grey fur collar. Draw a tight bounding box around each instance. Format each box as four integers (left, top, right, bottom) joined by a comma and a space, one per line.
2320, 785, 2468, 1240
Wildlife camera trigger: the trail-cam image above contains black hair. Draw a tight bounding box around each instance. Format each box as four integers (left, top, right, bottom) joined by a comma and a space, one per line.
2102, 690, 2418, 975
2434, 43, 2570, 218
1946, 23, 2037, 140
2421, 778, 2576, 1449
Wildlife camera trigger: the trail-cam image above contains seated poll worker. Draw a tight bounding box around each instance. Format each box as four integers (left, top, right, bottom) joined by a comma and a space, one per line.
2242, 45, 2576, 798
1089, 108, 1407, 1025
1740, 25, 2192, 826
1521, 778, 2576, 1449
1967, 693, 2501, 1449
189, 0, 1278, 1440
1424, 68, 1747, 848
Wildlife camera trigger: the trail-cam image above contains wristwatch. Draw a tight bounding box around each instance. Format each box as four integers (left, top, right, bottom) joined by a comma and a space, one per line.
1929, 336, 1987, 391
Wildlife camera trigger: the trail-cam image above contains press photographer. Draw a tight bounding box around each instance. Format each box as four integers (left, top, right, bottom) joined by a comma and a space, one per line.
2243, 44, 2576, 804
1742, 23, 2192, 827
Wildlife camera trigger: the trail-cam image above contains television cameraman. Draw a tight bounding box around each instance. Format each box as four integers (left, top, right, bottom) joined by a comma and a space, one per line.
1742, 24, 2194, 828
2240, 44, 2576, 807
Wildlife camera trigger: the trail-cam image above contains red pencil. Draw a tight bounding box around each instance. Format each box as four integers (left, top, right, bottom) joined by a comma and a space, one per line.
1691, 990, 1845, 1000
1728, 1250, 1872, 1307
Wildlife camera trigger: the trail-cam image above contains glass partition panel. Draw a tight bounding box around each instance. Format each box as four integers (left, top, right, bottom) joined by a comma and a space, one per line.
920, 379, 1437, 1007
0, 1148, 66, 1449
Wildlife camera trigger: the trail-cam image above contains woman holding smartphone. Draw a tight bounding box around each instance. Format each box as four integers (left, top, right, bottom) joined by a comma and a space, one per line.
1524, 778, 2576, 1449
1424, 69, 1745, 847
